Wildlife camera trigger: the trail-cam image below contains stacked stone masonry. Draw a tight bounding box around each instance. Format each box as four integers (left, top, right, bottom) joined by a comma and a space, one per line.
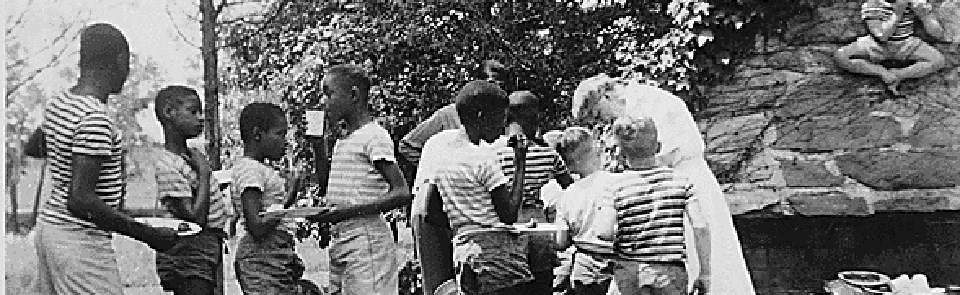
702, 0, 960, 216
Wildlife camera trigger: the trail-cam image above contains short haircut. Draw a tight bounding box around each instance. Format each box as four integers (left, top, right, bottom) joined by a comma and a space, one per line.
325, 64, 372, 93
239, 103, 286, 142
610, 117, 659, 158
79, 23, 129, 70
556, 127, 595, 161
455, 80, 509, 122
508, 91, 539, 108
155, 85, 199, 122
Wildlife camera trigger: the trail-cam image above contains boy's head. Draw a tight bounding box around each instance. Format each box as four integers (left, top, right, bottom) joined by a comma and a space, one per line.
321, 64, 372, 123
609, 117, 660, 160
239, 103, 288, 161
455, 80, 509, 144
480, 59, 515, 93
79, 23, 130, 94
506, 91, 540, 137
556, 127, 602, 173
155, 85, 204, 139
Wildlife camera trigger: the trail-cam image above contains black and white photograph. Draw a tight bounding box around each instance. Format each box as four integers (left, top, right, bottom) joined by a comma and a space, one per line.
4, 0, 960, 294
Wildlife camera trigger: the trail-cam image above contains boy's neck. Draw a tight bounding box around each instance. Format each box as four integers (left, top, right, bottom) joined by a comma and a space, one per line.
341, 110, 372, 134
243, 146, 266, 162
162, 127, 190, 155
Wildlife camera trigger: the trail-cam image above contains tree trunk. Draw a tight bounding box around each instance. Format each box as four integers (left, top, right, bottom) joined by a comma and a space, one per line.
201, 0, 222, 171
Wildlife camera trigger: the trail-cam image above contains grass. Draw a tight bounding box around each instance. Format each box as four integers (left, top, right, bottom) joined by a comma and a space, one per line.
5, 227, 416, 295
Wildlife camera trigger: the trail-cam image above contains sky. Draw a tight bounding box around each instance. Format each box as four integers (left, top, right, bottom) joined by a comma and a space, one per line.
8, 0, 204, 91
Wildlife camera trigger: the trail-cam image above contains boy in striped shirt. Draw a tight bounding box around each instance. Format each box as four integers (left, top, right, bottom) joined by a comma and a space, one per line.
419, 81, 533, 294
836, 0, 945, 96
153, 85, 230, 295
555, 117, 711, 295
491, 91, 575, 293
308, 64, 412, 295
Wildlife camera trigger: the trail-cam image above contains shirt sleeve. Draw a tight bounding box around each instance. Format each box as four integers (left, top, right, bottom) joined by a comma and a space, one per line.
156, 156, 193, 200
72, 112, 117, 157
400, 104, 458, 165
477, 154, 510, 192
861, 1, 892, 21
233, 162, 265, 192
552, 151, 570, 178
366, 125, 397, 163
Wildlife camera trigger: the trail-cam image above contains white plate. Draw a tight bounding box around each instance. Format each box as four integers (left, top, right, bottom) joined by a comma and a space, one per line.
136, 217, 202, 236
511, 222, 568, 233
259, 207, 334, 218
838, 270, 892, 287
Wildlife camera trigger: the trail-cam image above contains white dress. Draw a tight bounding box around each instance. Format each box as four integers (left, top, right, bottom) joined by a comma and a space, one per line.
613, 82, 756, 295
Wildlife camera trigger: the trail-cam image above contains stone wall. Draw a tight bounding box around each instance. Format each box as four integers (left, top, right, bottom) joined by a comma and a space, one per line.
702, 0, 960, 217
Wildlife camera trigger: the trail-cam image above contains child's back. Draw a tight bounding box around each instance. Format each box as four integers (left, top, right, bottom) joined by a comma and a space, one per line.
607, 166, 691, 263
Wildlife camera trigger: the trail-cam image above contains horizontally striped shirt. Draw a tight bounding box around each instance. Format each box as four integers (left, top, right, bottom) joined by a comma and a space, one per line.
39, 90, 124, 233
426, 129, 512, 234
232, 156, 292, 235
399, 103, 460, 167
493, 139, 569, 206
155, 149, 230, 229
611, 167, 693, 263
862, 0, 921, 40
326, 122, 395, 208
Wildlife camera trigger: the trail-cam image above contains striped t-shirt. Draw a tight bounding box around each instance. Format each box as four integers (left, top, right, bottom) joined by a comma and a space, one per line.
231, 156, 292, 235
326, 122, 396, 208
155, 149, 230, 229
862, 0, 924, 41
610, 167, 693, 263
493, 140, 569, 206
399, 103, 460, 167
426, 129, 512, 234
39, 90, 124, 233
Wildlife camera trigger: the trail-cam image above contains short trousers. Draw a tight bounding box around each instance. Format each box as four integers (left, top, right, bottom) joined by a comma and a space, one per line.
156, 228, 225, 291
453, 230, 533, 295
234, 230, 305, 295
35, 220, 123, 295
328, 216, 400, 295
851, 35, 923, 62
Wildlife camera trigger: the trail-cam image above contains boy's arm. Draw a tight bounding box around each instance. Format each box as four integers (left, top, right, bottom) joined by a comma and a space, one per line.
70, 154, 179, 251
912, 0, 944, 40
490, 145, 527, 224
864, 0, 906, 41
24, 128, 46, 158
311, 160, 411, 223
158, 150, 213, 226
419, 183, 450, 228
239, 187, 283, 240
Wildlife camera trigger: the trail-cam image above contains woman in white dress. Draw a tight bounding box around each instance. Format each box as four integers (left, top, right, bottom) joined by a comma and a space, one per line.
571, 74, 756, 295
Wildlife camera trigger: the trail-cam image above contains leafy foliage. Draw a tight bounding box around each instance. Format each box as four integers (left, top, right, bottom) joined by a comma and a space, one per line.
220, 0, 819, 243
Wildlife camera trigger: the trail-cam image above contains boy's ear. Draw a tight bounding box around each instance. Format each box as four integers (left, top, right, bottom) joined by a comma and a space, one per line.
252, 126, 263, 140
350, 85, 362, 103
655, 141, 662, 154
160, 104, 175, 121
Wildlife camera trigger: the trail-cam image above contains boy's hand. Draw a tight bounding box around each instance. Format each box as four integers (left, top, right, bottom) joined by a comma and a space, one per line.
145, 226, 182, 252
307, 205, 355, 224
188, 149, 212, 175
691, 273, 710, 295
553, 274, 571, 292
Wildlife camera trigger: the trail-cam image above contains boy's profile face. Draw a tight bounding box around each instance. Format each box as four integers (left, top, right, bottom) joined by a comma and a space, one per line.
260, 117, 289, 161
165, 95, 204, 138
320, 75, 355, 124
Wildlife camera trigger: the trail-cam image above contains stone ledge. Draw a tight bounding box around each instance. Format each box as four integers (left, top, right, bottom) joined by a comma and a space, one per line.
724, 186, 960, 217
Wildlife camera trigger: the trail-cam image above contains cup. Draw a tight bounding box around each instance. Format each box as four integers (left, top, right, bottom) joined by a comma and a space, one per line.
305, 110, 325, 137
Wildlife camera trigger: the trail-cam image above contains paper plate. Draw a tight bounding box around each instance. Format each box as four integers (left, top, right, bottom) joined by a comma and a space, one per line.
511, 222, 568, 233
259, 207, 334, 218
136, 217, 202, 236
838, 270, 891, 287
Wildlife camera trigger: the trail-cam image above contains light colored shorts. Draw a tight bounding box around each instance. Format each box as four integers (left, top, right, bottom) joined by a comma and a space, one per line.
328, 216, 400, 295
35, 220, 123, 295
234, 230, 305, 295
851, 35, 923, 62
612, 262, 688, 295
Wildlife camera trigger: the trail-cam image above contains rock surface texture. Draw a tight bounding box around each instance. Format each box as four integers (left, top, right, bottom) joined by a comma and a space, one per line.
703, 0, 960, 216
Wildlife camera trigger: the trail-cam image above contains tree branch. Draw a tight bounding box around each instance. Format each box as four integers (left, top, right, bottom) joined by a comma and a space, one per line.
5, 0, 35, 36
6, 34, 80, 97
166, 2, 200, 49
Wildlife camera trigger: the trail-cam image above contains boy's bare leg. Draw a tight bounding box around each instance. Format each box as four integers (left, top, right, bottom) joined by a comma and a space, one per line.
890, 42, 947, 80
835, 42, 902, 95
